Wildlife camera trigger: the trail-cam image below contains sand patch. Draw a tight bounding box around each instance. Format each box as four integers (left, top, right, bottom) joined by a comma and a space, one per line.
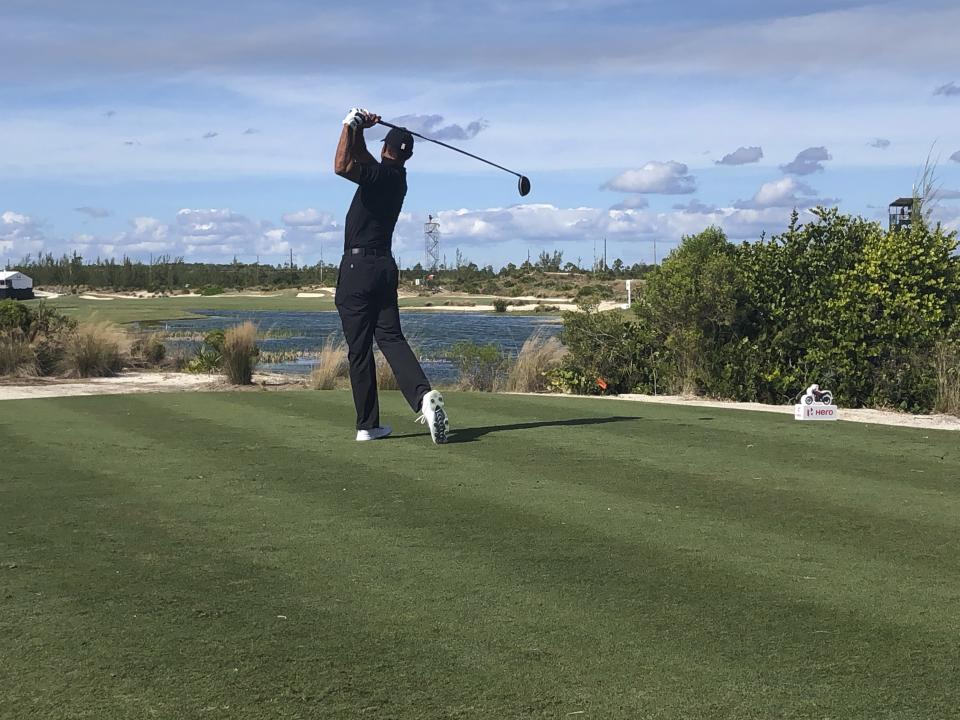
0, 372, 300, 401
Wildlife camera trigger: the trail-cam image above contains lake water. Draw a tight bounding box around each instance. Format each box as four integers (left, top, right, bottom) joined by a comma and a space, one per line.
154, 310, 563, 384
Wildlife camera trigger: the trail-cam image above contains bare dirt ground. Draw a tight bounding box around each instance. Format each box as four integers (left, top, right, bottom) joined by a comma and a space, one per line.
1, 372, 957, 431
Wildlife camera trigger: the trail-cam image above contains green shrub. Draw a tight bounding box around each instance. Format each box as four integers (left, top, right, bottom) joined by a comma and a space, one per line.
493, 298, 508, 313
0, 300, 32, 333
558, 307, 654, 394
447, 341, 507, 392
222, 322, 258, 385
200, 286, 225, 296
187, 329, 226, 373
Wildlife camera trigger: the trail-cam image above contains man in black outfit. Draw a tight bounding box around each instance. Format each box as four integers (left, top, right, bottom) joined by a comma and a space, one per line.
333, 107, 449, 443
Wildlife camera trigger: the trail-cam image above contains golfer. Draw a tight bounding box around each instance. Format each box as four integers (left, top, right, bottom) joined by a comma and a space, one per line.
333, 107, 449, 443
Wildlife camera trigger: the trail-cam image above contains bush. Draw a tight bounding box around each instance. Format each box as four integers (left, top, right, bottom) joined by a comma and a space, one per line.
200, 286, 225, 296
493, 298, 508, 313
504, 333, 567, 393
131, 333, 167, 366
62, 322, 129, 377
187, 329, 226, 373
558, 307, 654, 394
309, 336, 348, 390
0, 300, 32, 333
222, 321, 258, 385
447, 341, 507, 392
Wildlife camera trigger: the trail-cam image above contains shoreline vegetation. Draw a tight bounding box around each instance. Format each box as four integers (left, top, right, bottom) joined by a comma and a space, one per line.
5, 208, 960, 417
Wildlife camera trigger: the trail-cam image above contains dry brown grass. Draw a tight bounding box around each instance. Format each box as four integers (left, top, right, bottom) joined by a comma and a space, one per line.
309, 336, 348, 390
61, 321, 129, 378
0, 331, 38, 377
933, 341, 960, 416
222, 321, 258, 385
376, 351, 399, 391
504, 333, 568, 393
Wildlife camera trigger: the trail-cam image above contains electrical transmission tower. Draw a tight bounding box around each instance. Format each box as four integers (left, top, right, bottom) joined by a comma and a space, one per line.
424, 214, 440, 272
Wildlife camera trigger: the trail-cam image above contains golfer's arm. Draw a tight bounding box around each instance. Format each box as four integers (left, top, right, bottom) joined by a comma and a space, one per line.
334, 126, 376, 182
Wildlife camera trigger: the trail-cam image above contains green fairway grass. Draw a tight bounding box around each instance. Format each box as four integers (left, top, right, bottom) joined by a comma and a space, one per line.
31, 293, 507, 325
2, 392, 958, 718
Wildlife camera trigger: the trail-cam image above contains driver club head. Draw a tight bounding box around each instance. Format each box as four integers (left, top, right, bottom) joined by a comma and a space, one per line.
518, 175, 531, 197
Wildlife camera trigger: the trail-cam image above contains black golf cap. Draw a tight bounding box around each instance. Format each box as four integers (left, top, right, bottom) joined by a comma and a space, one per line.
382, 127, 414, 155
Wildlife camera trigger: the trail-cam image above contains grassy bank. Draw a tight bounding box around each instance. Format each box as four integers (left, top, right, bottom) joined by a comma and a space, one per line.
28, 293, 518, 325
3, 392, 958, 718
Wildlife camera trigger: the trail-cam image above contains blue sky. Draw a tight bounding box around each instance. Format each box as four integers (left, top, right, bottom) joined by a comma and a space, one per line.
2, 0, 959, 269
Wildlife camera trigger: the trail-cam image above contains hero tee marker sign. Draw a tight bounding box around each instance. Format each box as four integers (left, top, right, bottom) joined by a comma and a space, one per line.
794, 383, 839, 422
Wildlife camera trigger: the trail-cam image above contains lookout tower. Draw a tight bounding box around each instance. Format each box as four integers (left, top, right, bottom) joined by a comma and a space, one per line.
424, 215, 440, 272
889, 197, 919, 232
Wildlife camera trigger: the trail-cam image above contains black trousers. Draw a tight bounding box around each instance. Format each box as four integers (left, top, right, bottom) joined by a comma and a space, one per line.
335, 253, 432, 430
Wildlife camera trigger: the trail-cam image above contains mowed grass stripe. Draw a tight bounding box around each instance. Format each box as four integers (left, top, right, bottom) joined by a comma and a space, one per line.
2, 413, 601, 716
38, 396, 960, 644
3, 394, 960, 718
181, 393, 960, 634
3, 400, 792, 716
203, 392, 960, 582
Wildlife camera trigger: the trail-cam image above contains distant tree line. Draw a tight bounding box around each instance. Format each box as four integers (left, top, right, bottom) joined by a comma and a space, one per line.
10, 249, 653, 292
10, 254, 338, 291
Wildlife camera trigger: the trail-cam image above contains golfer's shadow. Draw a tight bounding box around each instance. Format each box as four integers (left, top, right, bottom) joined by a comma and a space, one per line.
392, 415, 640, 444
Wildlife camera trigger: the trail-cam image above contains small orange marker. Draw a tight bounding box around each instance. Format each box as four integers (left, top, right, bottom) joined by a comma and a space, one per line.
596, 377, 608, 391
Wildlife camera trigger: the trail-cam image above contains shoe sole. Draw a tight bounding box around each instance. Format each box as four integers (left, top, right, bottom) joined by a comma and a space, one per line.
431, 405, 448, 444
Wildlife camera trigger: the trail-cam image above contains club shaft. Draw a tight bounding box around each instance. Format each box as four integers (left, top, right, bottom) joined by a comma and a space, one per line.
377, 120, 522, 179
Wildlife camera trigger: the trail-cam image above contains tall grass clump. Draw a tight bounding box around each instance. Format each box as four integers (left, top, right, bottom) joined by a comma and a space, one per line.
504, 333, 567, 393
62, 321, 129, 377
375, 351, 399, 391
222, 321, 258, 385
0, 331, 37, 377
309, 336, 348, 390
933, 340, 960, 416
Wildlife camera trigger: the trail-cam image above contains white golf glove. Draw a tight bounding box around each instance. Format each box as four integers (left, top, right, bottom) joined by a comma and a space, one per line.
342, 107, 370, 129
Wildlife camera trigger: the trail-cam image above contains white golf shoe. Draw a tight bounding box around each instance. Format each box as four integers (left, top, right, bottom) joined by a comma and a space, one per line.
356, 425, 392, 442
417, 390, 450, 444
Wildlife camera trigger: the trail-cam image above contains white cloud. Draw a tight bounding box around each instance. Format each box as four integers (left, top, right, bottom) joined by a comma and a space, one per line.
604, 161, 697, 195
673, 199, 719, 214
281, 208, 337, 230
933, 82, 960, 97
734, 177, 837, 209
1, 211, 47, 257
716, 146, 763, 166
610, 196, 649, 210
869, 138, 891, 149
388, 115, 488, 141
781, 146, 832, 175
389, 202, 823, 257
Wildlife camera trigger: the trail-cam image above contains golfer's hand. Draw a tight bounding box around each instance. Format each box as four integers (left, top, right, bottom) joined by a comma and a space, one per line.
360, 112, 380, 129
342, 107, 369, 129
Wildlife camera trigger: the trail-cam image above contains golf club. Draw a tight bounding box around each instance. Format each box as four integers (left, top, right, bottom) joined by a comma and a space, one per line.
377, 120, 531, 197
